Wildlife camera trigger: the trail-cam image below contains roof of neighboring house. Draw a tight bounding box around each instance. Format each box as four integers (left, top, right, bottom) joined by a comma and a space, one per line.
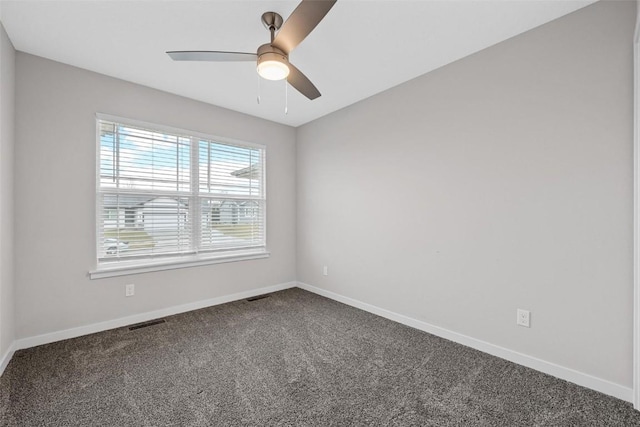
102, 194, 151, 208
231, 164, 261, 180
140, 197, 187, 209
102, 195, 186, 209
104, 196, 258, 210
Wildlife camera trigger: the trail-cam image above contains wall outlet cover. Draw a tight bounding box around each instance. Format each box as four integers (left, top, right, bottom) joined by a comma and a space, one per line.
517, 309, 530, 327
125, 284, 135, 297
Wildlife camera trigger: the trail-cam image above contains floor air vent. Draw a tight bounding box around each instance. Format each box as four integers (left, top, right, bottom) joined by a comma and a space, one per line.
128, 319, 166, 331
247, 294, 270, 302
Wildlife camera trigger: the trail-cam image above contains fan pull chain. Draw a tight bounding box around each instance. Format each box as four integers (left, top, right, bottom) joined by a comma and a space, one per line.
284, 79, 288, 115
257, 75, 262, 105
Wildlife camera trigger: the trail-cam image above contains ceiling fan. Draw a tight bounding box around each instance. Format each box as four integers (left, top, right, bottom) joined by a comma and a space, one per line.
167, 0, 337, 100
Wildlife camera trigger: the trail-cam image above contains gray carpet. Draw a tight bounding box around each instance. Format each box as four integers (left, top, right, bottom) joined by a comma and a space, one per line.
0, 288, 639, 426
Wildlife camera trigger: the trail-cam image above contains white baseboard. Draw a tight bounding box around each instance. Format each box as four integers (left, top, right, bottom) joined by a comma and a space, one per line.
5, 280, 633, 403
297, 281, 633, 403
0, 342, 15, 377
14, 281, 297, 351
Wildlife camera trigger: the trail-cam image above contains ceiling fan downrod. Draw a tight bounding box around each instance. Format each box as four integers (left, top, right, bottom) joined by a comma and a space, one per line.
261, 12, 283, 43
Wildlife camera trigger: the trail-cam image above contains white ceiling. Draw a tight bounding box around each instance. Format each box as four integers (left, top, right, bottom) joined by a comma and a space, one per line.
0, 0, 596, 127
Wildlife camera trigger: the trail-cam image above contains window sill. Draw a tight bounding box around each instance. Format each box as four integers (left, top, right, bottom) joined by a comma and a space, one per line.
89, 250, 270, 279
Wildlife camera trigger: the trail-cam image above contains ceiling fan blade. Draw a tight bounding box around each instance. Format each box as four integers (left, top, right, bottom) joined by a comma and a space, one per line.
272, 0, 337, 54
167, 51, 257, 62
287, 63, 321, 100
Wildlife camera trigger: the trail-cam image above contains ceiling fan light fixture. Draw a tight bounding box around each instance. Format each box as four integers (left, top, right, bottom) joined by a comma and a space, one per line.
257, 47, 290, 81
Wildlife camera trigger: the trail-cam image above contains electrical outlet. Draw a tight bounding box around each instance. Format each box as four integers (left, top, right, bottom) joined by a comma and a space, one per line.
517, 309, 530, 327
125, 283, 135, 297
323, 266, 328, 276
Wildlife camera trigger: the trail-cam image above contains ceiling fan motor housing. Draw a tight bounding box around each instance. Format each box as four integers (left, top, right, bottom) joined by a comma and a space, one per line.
257, 44, 288, 63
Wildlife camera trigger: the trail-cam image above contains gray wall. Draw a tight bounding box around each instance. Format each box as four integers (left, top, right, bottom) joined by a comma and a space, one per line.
297, 0, 635, 387
14, 53, 296, 339
0, 22, 15, 358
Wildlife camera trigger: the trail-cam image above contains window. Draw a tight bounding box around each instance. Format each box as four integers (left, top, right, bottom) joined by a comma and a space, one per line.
94, 115, 266, 277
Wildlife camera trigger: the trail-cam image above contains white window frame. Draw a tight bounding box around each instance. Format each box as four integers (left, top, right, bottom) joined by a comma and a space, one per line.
89, 114, 269, 279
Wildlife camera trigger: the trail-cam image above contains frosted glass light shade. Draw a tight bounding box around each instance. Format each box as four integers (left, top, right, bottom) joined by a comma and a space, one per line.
257, 59, 290, 81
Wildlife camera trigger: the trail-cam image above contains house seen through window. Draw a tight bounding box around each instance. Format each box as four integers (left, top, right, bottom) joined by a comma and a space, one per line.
97, 117, 266, 266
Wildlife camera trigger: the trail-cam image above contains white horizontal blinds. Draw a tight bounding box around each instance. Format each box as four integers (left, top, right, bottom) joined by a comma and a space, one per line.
199, 199, 265, 251
98, 194, 193, 259
97, 118, 266, 263
98, 120, 193, 260
99, 122, 190, 192
198, 140, 263, 197
198, 139, 265, 252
